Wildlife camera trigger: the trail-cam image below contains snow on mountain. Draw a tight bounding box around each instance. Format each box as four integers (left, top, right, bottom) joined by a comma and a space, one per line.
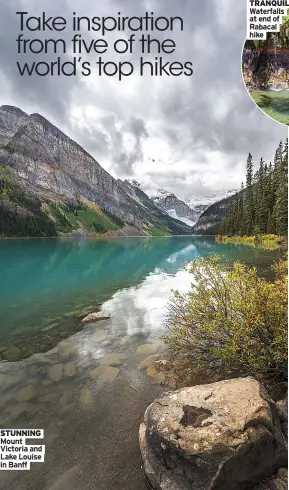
166, 209, 196, 227
151, 188, 239, 227
124, 182, 238, 230
151, 192, 198, 227
185, 189, 238, 211
151, 188, 174, 201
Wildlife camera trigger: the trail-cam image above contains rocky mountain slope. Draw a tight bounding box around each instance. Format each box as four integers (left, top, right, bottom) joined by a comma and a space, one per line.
148, 188, 237, 228
185, 189, 237, 213
0, 105, 191, 237
118, 180, 191, 235
0, 105, 30, 147
152, 189, 198, 227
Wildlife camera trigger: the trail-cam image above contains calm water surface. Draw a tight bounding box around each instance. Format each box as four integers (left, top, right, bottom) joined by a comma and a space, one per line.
0, 237, 283, 490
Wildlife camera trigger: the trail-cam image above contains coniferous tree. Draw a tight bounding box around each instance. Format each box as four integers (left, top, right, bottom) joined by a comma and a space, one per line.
239, 182, 245, 236
274, 139, 288, 235
256, 158, 268, 234
244, 153, 254, 235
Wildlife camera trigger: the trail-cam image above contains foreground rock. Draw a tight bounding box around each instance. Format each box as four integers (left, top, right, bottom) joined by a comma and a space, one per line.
99, 353, 127, 367
137, 354, 159, 370
253, 469, 288, 489
139, 377, 287, 490
63, 363, 76, 378
15, 385, 37, 402
277, 396, 288, 423
0, 374, 19, 391
90, 365, 119, 382
146, 360, 173, 386
48, 364, 64, 382
277, 396, 288, 440
9, 402, 37, 420
79, 386, 94, 407
136, 344, 159, 355
82, 311, 110, 325
3, 346, 21, 361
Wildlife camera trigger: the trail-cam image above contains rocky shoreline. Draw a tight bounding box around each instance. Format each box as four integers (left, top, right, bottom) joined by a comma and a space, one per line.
139, 377, 288, 490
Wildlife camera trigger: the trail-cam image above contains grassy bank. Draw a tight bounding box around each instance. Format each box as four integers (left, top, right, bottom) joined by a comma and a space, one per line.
216, 234, 287, 250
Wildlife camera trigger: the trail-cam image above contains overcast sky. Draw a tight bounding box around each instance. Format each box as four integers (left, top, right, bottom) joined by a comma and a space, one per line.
0, 0, 287, 201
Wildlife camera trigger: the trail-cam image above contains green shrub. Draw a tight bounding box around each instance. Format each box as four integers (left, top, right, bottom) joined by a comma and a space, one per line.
49, 204, 74, 233
92, 221, 106, 233
163, 254, 288, 387
101, 208, 124, 227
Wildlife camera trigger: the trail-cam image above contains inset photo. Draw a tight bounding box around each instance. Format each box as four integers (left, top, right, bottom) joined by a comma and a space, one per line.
242, 13, 289, 126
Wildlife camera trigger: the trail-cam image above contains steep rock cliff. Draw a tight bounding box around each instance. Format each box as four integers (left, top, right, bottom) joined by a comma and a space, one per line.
0, 111, 146, 227
193, 194, 235, 234
0, 105, 191, 237
0, 105, 29, 147
152, 191, 199, 226
118, 180, 192, 235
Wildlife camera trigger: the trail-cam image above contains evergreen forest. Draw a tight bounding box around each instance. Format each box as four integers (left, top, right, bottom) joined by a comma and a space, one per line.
219, 139, 288, 237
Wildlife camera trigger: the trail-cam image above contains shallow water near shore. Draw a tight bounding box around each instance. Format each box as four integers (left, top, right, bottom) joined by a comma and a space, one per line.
0, 236, 283, 489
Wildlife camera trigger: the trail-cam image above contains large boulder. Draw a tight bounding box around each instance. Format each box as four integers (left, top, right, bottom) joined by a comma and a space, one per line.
277, 396, 288, 440
82, 311, 110, 325
277, 396, 288, 423
139, 377, 287, 490
252, 469, 288, 489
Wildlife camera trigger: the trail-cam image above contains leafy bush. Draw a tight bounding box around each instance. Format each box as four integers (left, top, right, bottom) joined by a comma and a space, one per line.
216, 234, 287, 251
163, 254, 288, 387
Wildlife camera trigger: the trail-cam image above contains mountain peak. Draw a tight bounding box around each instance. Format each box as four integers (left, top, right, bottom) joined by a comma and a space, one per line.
0, 105, 30, 146
30, 113, 63, 132
185, 189, 238, 210
126, 180, 141, 188
0, 103, 191, 237
152, 188, 175, 200
0, 105, 29, 118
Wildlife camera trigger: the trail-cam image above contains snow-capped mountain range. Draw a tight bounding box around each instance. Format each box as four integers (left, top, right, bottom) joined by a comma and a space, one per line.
184, 189, 238, 210
126, 182, 238, 228
152, 190, 198, 227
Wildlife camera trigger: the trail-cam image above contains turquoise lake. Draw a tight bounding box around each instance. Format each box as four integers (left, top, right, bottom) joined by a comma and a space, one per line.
0, 237, 283, 490
0, 236, 281, 361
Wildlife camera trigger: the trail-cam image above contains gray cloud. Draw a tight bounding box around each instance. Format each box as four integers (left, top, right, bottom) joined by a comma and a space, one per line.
100, 114, 148, 175
0, 0, 287, 199
0, 0, 78, 123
